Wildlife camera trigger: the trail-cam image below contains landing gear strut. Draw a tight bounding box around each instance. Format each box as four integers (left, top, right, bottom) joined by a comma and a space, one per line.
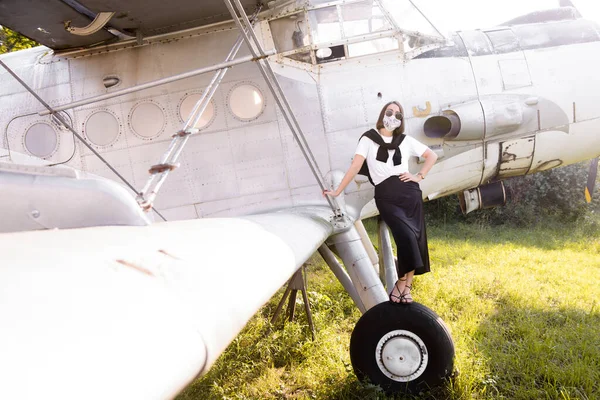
350, 302, 455, 394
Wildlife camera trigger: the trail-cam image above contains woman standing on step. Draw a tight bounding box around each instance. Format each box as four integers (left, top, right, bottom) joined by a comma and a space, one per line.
323, 101, 438, 304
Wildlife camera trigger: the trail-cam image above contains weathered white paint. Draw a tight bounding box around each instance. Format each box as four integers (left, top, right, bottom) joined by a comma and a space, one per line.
0, 213, 331, 399
3, 21, 599, 218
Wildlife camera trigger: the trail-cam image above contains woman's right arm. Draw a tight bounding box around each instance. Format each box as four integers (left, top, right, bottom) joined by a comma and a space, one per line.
323, 154, 365, 197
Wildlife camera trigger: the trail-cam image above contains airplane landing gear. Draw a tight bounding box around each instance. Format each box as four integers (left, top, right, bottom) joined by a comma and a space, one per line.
350, 302, 455, 394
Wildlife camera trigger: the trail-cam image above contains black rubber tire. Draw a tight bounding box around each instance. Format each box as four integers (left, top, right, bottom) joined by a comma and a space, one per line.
350, 301, 454, 394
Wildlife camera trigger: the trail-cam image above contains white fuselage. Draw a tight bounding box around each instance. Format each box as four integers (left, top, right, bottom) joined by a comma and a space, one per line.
1, 19, 599, 221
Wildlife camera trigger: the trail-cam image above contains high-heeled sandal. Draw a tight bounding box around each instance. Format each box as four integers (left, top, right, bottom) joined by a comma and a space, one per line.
389, 279, 407, 303
400, 284, 413, 304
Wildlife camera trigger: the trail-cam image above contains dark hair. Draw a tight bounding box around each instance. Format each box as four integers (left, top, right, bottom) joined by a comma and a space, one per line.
376, 101, 405, 135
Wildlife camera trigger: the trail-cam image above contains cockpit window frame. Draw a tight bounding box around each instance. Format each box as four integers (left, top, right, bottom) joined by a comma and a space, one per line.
266, 0, 450, 65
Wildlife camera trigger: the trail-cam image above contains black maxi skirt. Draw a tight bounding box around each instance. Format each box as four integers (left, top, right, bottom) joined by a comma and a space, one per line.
374, 176, 430, 277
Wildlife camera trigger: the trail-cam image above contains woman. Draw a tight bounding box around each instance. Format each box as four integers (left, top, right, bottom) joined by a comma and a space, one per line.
324, 101, 438, 304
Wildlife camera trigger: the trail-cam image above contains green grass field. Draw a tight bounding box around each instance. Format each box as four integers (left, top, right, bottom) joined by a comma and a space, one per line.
178, 220, 600, 400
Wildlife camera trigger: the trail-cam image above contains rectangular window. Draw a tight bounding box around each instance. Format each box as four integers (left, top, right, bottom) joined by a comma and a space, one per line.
485, 29, 521, 54
513, 20, 600, 50
309, 6, 342, 44
269, 12, 310, 53
380, 0, 442, 38
348, 37, 399, 58
341, 1, 391, 38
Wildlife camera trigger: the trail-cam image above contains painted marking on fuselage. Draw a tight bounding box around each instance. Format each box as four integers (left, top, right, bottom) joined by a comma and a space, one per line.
412, 101, 432, 118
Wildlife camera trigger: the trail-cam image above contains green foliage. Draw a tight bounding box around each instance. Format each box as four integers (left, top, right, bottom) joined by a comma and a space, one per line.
0, 26, 38, 54
177, 221, 600, 400
425, 161, 600, 227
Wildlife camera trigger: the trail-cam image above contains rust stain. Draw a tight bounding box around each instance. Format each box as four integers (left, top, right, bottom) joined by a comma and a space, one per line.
116, 259, 155, 277
158, 249, 180, 260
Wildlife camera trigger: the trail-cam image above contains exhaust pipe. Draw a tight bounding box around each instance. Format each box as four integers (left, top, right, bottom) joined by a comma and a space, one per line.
458, 181, 507, 214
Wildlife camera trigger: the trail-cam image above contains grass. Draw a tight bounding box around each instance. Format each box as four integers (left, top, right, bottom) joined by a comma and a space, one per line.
177, 219, 600, 400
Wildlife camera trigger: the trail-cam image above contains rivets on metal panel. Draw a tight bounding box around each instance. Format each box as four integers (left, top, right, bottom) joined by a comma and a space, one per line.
31, 210, 40, 219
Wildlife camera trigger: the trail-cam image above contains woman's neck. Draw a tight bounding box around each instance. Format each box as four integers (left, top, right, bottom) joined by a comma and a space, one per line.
379, 127, 394, 137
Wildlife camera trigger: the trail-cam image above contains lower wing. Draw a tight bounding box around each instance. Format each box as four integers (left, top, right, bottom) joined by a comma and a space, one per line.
0, 210, 333, 399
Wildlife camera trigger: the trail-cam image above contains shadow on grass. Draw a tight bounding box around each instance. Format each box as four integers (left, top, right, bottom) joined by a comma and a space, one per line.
473, 294, 600, 399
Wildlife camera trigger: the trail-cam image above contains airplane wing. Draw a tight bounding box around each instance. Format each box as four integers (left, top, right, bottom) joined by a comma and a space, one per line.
0, 0, 258, 50
0, 210, 333, 399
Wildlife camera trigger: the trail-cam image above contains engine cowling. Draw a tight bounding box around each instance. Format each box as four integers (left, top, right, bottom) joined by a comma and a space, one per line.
424, 95, 538, 141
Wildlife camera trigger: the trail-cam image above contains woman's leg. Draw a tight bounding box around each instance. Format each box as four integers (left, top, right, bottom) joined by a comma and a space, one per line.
402, 270, 415, 303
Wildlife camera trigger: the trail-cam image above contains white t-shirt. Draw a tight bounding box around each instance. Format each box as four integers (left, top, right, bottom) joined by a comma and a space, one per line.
355, 132, 428, 186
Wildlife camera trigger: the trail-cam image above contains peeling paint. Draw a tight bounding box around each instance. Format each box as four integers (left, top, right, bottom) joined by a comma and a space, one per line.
531, 159, 563, 172
502, 152, 517, 162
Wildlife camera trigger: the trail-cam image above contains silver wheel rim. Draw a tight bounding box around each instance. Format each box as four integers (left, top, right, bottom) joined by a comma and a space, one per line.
375, 329, 428, 382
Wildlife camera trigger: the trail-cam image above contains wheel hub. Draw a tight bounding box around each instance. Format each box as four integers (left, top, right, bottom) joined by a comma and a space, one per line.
375, 330, 428, 382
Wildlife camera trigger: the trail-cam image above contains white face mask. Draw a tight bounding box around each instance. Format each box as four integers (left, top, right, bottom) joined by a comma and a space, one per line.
383, 109, 403, 131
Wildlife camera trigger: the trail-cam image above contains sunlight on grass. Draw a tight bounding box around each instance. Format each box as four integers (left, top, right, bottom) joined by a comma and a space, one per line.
178, 220, 600, 400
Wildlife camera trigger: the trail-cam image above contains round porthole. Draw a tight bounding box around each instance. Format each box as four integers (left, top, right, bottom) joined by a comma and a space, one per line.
85, 110, 120, 147
228, 83, 265, 121
130, 101, 166, 139
24, 122, 58, 158
179, 94, 215, 130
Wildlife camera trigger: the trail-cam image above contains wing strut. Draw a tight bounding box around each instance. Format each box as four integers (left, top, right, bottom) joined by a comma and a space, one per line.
136, 9, 261, 211
223, 0, 344, 219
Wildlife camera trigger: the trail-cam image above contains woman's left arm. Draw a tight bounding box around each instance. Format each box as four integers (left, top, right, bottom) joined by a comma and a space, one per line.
399, 149, 438, 183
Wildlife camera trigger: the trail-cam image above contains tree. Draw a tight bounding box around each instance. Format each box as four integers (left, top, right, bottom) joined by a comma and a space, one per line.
0, 26, 38, 54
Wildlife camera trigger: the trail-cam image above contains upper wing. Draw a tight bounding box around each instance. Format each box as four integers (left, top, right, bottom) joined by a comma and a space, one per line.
0, 0, 258, 50
0, 210, 333, 399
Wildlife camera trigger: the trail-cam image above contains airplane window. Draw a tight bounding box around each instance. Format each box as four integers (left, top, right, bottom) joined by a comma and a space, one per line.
228, 83, 265, 121
308, 6, 342, 44
24, 122, 58, 158
85, 110, 120, 147
179, 94, 215, 129
414, 33, 468, 58
458, 30, 493, 56
130, 102, 166, 139
340, 1, 392, 37
513, 19, 600, 51
269, 13, 311, 63
348, 37, 399, 57
379, 0, 443, 39
484, 29, 521, 54
403, 34, 438, 53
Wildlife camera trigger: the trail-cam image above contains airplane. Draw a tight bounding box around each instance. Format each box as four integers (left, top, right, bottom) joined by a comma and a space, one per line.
0, 0, 599, 398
